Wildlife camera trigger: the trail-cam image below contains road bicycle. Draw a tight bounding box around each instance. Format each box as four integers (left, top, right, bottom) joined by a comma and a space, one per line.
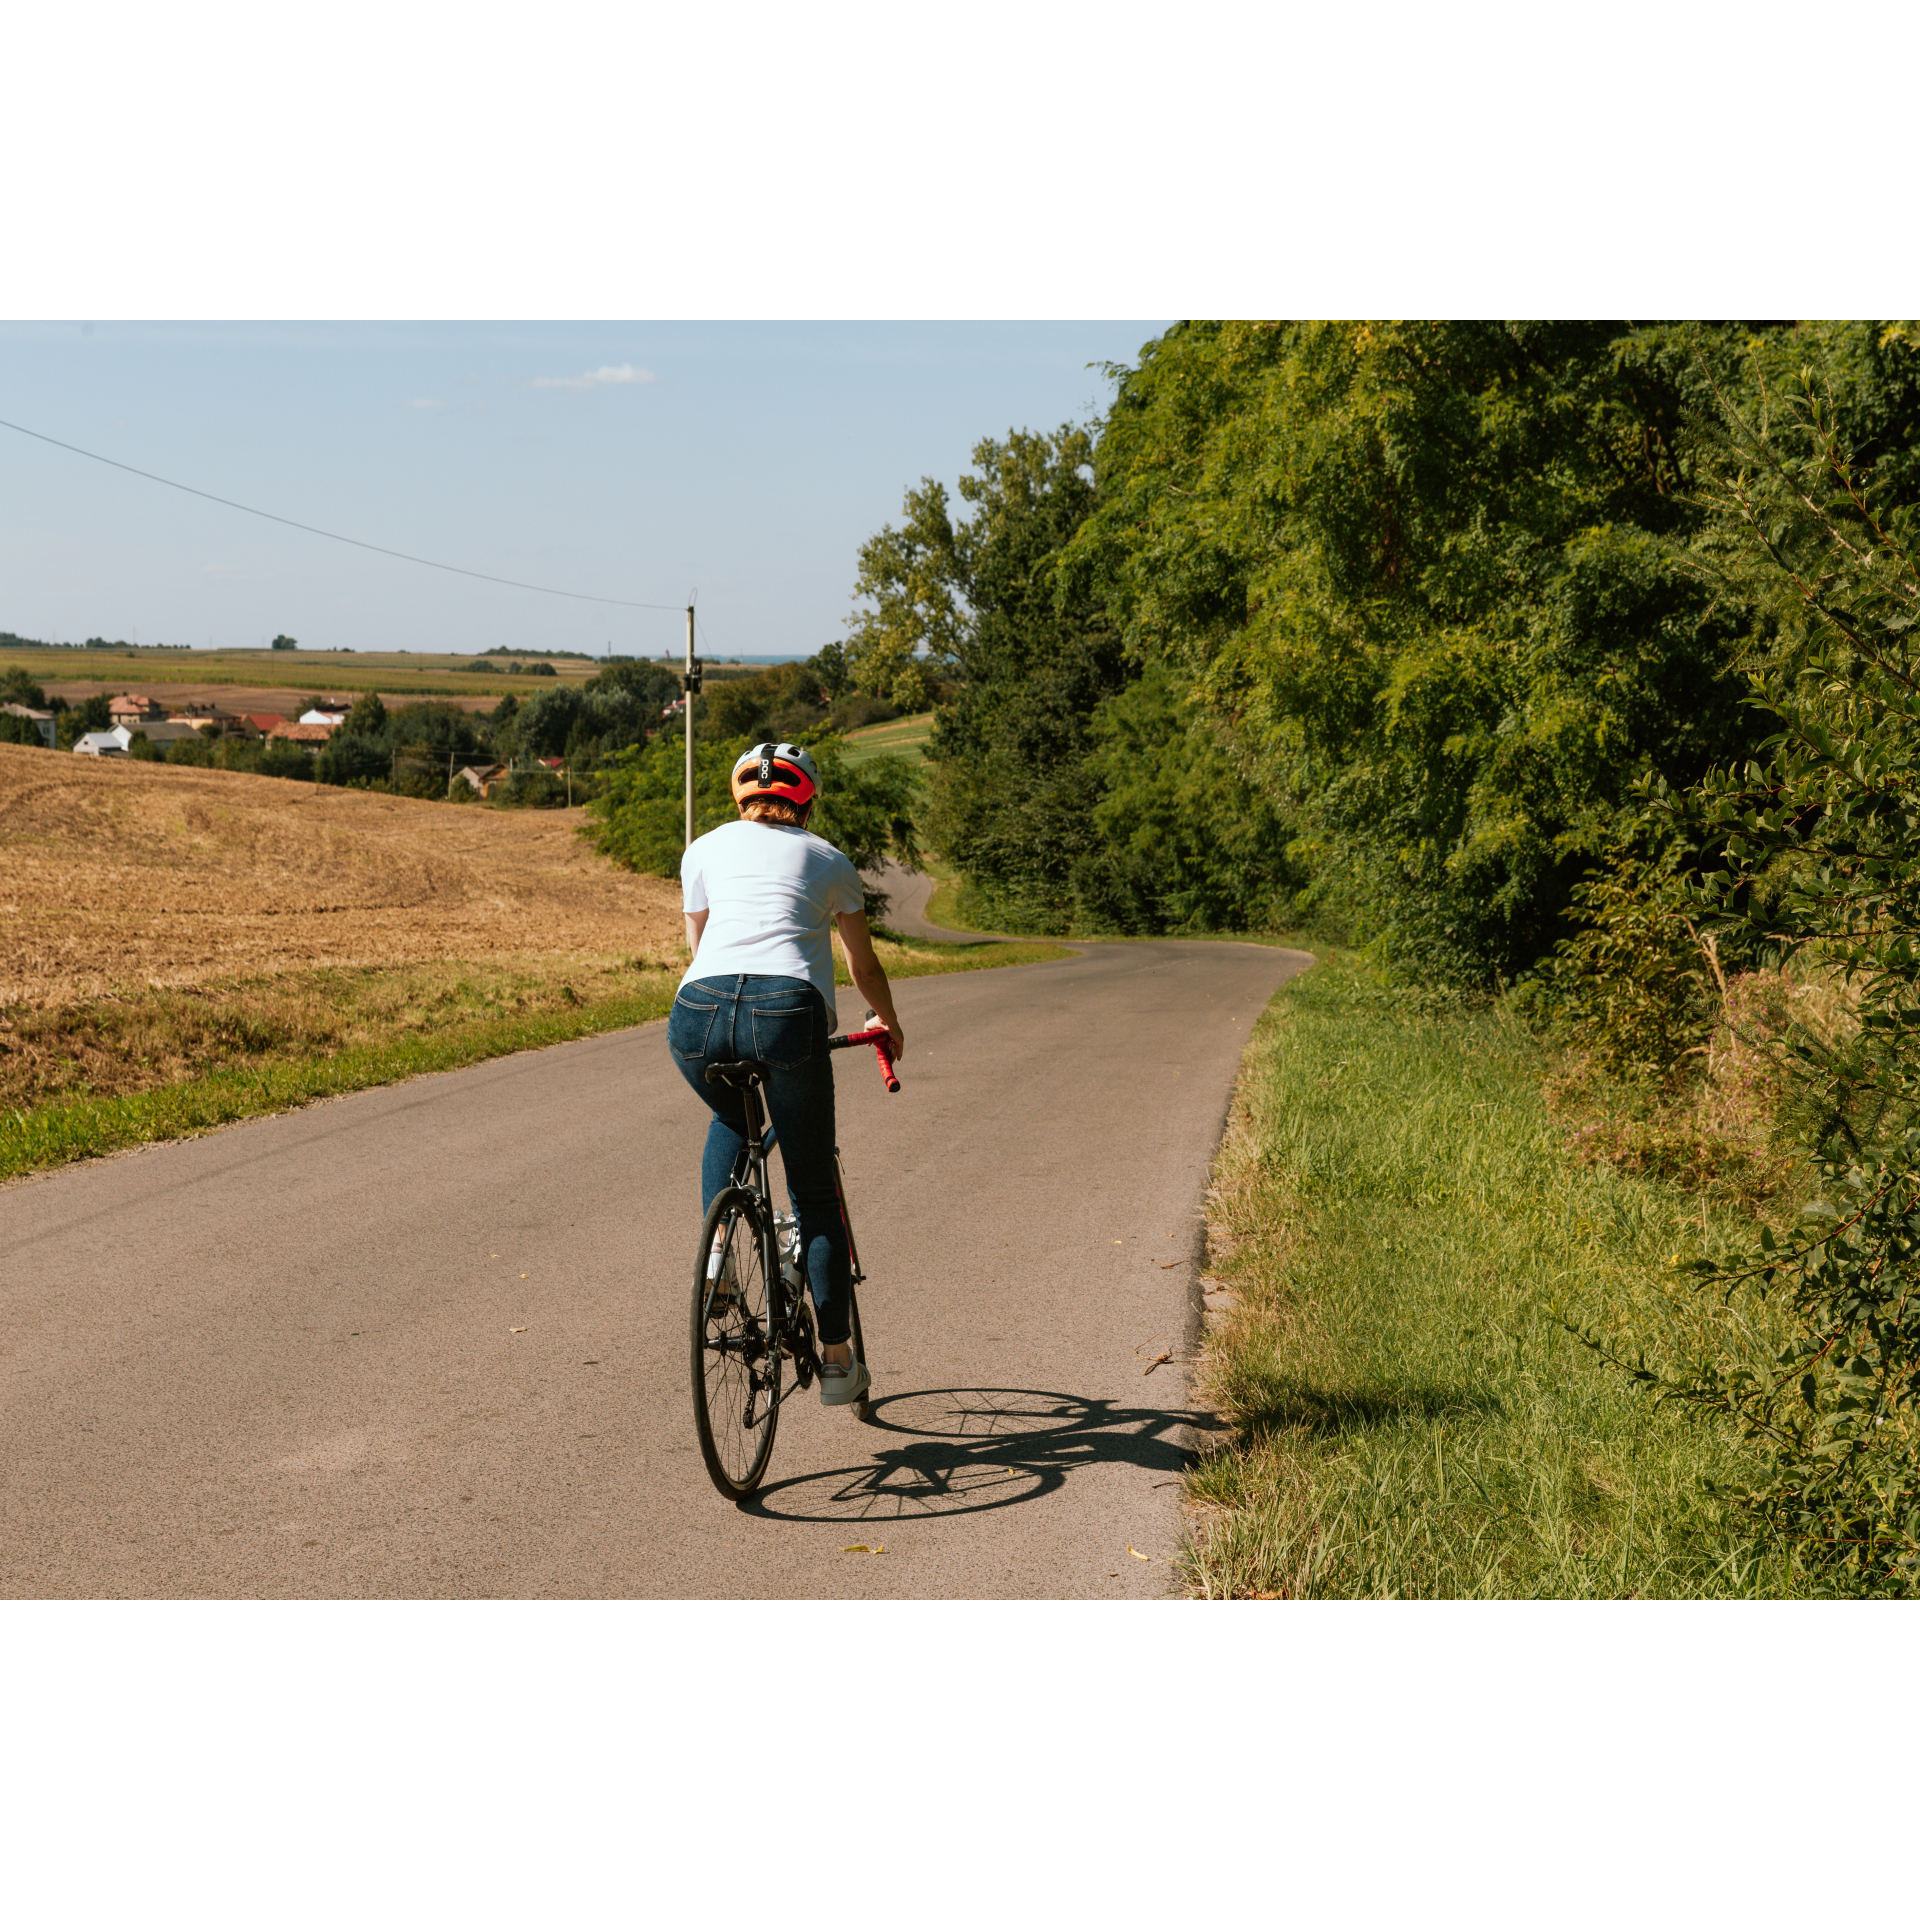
690, 1023, 899, 1502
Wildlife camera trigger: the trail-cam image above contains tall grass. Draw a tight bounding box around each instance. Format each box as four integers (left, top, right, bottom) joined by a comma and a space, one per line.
1185, 953, 1803, 1598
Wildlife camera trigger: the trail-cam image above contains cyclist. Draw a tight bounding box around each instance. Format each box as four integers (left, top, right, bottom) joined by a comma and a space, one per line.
669, 741, 905, 1407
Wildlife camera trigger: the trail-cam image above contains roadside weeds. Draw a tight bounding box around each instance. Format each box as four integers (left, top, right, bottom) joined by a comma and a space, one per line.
1180, 951, 1802, 1599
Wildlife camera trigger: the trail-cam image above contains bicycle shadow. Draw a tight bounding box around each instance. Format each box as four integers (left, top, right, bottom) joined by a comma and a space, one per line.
740, 1386, 1221, 1526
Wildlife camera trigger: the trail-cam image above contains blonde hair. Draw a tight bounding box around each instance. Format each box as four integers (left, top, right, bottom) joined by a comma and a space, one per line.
740, 795, 808, 827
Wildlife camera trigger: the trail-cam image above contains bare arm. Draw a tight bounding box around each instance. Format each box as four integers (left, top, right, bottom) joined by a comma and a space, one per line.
834, 910, 905, 1060
684, 908, 709, 958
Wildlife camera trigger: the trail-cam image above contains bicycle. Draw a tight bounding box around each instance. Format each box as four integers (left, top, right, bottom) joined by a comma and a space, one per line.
690, 1023, 900, 1502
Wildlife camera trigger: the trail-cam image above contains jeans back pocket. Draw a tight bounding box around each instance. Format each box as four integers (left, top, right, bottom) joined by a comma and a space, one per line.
668, 993, 720, 1062
750, 1000, 815, 1070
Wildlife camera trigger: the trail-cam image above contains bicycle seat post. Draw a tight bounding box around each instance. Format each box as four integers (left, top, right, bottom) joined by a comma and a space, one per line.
703, 1061, 768, 1154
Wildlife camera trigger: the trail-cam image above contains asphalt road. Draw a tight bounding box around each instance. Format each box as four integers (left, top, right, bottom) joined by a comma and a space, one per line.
1, 937, 1309, 1598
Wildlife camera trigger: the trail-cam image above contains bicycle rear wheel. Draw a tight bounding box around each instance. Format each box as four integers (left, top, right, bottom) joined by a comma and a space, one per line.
691, 1187, 781, 1500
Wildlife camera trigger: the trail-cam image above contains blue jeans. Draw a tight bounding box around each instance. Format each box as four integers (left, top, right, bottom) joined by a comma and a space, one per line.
668, 974, 852, 1345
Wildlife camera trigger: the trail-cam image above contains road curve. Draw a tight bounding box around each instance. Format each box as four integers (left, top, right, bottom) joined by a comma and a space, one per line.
872, 859, 1012, 945
0, 938, 1309, 1598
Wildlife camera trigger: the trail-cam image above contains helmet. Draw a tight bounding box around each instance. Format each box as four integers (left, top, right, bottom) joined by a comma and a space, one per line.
730, 741, 820, 810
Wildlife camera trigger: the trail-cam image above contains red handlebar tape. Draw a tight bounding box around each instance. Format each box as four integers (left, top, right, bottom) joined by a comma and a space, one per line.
832, 1026, 901, 1093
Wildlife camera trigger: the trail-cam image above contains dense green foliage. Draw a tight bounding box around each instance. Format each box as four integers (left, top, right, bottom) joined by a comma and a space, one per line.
582, 730, 920, 919
1570, 338, 1920, 1591
852, 319, 1920, 1586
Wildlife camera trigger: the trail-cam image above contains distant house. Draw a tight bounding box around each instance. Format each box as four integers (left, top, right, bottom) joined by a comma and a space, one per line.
0, 702, 55, 748
74, 726, 134, 757
139, 722, 205, 749
457, 762, 509, 797
536, 756, 565, 771
273, 723, 337, 752
107, 692, 165, 727
174, 703, 247, 735
298, 701, 351, 727
241, 712, 287, 738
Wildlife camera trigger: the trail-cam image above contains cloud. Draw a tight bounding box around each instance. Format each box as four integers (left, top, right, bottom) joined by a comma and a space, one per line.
530, 363, 655, 392
405, 397, 446, 409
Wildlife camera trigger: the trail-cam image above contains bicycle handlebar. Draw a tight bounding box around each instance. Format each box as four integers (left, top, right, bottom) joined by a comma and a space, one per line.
829, 1024, 900, 1093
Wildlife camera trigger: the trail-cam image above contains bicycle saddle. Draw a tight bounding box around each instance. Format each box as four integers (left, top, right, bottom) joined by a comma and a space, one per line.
703, 1060, 764, 1089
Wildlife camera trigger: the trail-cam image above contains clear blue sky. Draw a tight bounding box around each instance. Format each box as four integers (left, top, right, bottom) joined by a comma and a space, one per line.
0, 322, 1165, 661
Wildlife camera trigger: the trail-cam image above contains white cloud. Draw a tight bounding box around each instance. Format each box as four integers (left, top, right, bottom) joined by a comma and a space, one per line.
530, 362, 654, 392
405, 396, 446, 409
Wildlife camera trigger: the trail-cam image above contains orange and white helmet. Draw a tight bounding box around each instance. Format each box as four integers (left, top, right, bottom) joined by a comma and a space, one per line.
730, 741, 821, 809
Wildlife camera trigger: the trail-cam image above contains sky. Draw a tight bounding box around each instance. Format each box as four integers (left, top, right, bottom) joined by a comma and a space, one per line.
0, 322, 1165, 661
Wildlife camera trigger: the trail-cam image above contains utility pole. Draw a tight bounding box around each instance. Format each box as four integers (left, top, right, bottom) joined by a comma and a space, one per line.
682, 604, 701, 848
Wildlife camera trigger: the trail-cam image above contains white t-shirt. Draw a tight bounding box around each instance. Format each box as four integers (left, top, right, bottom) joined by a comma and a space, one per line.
679, 819, 865, 1026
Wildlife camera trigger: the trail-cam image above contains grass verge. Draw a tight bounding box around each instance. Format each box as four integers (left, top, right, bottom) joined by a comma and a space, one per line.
1184, 950, 1801, 1598
1, 934, 1066, 1183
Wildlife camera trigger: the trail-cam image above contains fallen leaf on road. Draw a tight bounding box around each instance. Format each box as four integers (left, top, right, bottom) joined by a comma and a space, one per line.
510, 1326, 528, 1334
842, 1544, 884, 1554
1158, 1259, 1186, 1268
1142, 1350, 1171, 1375
1112, 1238, 1123, 1244
1127, 1546, 1151, 1561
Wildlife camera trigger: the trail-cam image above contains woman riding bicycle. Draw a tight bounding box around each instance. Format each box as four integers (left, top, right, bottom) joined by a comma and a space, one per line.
669, 741, 904, 1408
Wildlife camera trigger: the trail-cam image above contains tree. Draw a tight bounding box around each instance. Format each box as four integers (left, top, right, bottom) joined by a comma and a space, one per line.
0, 711, 43, 748
57, 694, 113, 748
0, 666, 48, 707
1072, 321, 1779, 978
914, 425, 1125, 932
1566, 333, 1920, 1589
342, 691, 388, 736
271, 634, 298, 651
844, 478, 965, 708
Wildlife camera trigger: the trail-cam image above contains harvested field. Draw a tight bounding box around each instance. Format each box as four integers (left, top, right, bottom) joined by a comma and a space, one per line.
0, 744, 682, 1006
0, 744, 1066, 1179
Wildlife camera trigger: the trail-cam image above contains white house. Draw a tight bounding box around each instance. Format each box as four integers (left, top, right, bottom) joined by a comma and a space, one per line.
297, 708, 347, 728
0, 702, 55, 748
74, 726, 134, 757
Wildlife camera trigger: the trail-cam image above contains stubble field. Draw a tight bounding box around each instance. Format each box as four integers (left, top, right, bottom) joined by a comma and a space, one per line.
0, 744, 683, 1006
0, 746, 1062, 1177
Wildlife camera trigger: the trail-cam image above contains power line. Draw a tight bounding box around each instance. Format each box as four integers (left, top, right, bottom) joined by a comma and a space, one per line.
0, 414, 686, 614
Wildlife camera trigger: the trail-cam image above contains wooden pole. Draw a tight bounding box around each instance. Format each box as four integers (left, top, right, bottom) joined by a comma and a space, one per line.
683, 604, 698, 848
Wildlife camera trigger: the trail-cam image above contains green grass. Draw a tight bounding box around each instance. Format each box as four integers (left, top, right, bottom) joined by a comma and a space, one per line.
1185, 950, 1799, 1599
0, 984, 680, 1183
1, 936, 1065, 1185
858, 935, 1071, 980
840, 713, 936, 768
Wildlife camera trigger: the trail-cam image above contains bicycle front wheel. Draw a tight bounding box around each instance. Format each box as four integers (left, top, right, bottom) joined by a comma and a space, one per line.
691, 1187, 781, 1500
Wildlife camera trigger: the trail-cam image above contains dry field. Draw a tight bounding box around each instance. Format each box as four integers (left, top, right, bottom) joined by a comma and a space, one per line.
0, 746, 1061, 1175
0, 744, 682, 1007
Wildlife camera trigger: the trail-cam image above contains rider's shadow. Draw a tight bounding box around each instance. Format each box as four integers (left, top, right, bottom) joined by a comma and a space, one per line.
742, 1387, 1222, 1524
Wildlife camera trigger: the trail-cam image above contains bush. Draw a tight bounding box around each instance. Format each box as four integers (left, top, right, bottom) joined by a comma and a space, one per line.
1580, 347, 1920, 1592
0, 711, 45, 748
491, 766, 567, 809
582, 729, 919, 917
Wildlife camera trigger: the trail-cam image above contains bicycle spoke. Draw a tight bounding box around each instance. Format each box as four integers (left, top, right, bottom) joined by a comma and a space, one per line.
690, 1189, 781, 1499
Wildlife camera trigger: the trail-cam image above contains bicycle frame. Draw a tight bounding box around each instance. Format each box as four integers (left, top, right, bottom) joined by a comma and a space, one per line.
698, 1025, 889, 1449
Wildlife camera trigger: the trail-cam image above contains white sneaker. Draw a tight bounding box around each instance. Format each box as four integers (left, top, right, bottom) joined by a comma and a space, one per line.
819, 1356, 871, 1408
